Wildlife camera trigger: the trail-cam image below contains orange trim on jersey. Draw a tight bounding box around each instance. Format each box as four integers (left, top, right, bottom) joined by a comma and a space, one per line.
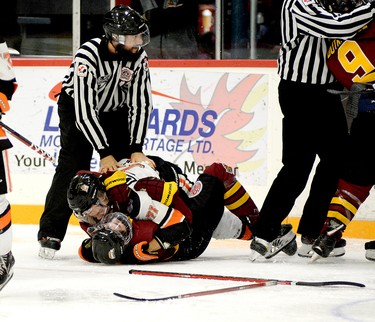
133, 241, 158, 261
239, 225, 253, 241
178, 177, 192, 192
78, 246, 89, 262
0, 92, 10, 113
0, 207, 11, 230
161, 209, 185, 229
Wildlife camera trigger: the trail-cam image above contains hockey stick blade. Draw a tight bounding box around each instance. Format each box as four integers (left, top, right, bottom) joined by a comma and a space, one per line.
114, 281, 277, 301
129, 269, 365, 288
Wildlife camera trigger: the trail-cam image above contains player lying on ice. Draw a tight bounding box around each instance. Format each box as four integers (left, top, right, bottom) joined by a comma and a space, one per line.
67, 156, 295, 264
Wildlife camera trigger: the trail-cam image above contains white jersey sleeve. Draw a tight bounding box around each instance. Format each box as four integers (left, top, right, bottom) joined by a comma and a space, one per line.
118, 159, 160, 188
0, 42, 15, 81
131, 189, 185, 228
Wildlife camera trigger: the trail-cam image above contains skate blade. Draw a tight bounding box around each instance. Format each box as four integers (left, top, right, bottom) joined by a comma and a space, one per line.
0, 272, 14, 291
249, 250, 263, 262
39, 247, 57, 260
310, 252, 322, 263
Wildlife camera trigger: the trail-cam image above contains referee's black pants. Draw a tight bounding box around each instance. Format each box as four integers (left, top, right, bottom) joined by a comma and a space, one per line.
254, 80, 349, 241
38, 92, 131, 241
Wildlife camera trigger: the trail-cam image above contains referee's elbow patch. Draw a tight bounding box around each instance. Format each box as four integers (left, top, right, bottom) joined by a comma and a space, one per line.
161, 182, 178, 206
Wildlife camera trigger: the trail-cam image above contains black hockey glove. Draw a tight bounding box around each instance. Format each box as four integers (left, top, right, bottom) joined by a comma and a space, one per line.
78, 238, 99, 263
133, 241, 178, 262
0, 79, 16, 100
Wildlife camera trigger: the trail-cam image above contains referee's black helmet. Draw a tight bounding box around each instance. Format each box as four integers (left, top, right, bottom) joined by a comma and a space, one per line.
316, 0, 367, 13
103, 5, 149, 41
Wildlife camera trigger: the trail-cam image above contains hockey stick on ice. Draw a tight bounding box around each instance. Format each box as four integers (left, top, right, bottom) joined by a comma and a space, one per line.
129, 269, 365, 288
114, 281, 277, 301
0, 121, 56, 163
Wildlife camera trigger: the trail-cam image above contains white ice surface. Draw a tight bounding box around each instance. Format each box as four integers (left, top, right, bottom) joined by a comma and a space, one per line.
1, 224, 375, 322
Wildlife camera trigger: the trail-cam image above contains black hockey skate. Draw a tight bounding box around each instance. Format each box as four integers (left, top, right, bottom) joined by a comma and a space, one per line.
311, 218, 345, 262
311, 234, 337, 258
39, 237, 61, 259
365, 240, 375, 261
298, 235, 346, 258
266, 224, 297, 259
0, 251, 15, 291
249, 224, 296, 260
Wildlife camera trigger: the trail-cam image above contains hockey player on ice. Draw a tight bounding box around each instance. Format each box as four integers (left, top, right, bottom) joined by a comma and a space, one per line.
311, 18, 375, 261
67, 156, 294, 264
0, 39, 17, 291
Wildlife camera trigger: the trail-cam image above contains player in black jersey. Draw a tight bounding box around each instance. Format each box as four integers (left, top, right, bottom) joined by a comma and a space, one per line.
38, 5, 156, 259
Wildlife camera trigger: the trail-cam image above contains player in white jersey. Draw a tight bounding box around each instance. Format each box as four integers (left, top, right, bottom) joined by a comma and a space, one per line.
0, 39, 17, 291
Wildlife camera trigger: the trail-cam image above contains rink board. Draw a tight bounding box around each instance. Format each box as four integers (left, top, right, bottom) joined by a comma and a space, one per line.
6, 58, 375, 241
11, 204, 375, 239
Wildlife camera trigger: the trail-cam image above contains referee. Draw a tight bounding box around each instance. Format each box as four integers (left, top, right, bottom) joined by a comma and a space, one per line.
38, 5, 156, 259
250, 0, 375, 258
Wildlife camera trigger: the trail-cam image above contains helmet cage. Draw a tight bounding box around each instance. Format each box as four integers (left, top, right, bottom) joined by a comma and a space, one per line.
98, 212, 133, 247
91, 212, 133, 264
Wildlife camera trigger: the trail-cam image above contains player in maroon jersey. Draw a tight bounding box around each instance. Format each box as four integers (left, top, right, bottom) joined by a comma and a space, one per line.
67, 159, 261, 264
312, 21, 375, 261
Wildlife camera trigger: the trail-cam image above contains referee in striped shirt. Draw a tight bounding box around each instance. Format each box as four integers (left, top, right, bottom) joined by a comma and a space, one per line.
38, 5, 156, 259
250, 0, 375, 258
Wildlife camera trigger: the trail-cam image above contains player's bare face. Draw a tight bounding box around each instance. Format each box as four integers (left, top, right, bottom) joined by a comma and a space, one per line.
82, 192, 109, 220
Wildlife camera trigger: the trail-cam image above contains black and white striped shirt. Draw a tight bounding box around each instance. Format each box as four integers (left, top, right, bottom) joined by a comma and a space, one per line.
62, 37, 153, 156
278, 0, 375, 84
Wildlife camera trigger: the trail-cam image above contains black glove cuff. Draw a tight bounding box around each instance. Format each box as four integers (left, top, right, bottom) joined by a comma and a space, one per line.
0, 80, 15, 100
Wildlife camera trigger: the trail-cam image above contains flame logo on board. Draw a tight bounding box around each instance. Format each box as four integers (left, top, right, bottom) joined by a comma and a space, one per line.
153, 73, 267, 172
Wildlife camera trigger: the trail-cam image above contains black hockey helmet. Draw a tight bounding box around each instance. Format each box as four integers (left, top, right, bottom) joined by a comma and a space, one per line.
67, 173, 105, 219
103, 5, 150, 46
91, 212, 133, 264
316, 0, 367, 13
